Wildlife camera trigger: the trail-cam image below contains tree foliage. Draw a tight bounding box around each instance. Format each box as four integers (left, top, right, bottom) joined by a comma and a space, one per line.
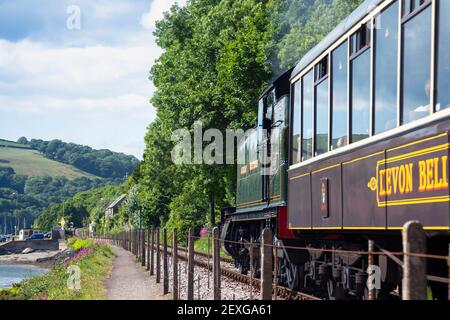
69, 0, 365, 237
34, 184, 125, 232
28, 139, 139, 179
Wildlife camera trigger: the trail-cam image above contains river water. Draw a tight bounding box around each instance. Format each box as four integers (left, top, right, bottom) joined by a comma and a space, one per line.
0, 265, 49, 289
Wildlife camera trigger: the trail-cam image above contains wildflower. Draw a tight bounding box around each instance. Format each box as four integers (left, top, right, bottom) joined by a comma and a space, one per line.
199, 228, 209, 237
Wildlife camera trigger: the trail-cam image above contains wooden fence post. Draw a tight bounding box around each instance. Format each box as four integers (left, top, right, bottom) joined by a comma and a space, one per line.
147, 228, 151, 271
163, 229, 169, 294
137, 229, 141, 260
141, 229, 146, 267
130, 230, 133, 254
402, 221, 427, 300
173, 228, 179, 300
150, 227, 155, 275
187, 228, 195, 300
128, 231, 131, 253
156, 228, 161, 283
261, 228, 273, 300
213, 227, 221, 300
134, 230, 137, 256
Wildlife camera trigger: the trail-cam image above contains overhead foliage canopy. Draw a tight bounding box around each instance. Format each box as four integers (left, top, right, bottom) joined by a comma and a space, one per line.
102, 0, 363, 240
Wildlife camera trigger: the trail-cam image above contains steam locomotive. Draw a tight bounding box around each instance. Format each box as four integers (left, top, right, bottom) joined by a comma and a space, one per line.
221, 0, 450, 299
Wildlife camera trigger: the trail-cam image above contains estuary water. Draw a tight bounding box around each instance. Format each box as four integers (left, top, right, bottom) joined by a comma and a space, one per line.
0, 264, 49, 289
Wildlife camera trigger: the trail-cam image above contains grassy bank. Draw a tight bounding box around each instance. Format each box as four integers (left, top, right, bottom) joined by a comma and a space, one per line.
0, 238, 114, 300
194, 237, 232, 259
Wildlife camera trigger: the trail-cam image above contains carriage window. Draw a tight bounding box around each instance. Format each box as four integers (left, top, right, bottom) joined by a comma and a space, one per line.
436, 0, 450, 112
350, 23, 371, 56
331, 42, 348, 150
374, 1, 399, 134
351, 49, 371, 143
291, 81, 301, 165
402, 0, 428, 17
302, 70, 313, 161
315, 57, 328, 83
315, 79, 329, 156
401, 4, 431, 124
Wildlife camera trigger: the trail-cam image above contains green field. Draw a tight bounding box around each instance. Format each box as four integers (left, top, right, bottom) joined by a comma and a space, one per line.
0, 147, 100, 179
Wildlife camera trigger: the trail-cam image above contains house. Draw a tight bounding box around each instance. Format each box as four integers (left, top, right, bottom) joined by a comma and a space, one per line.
105, 194, 126, 219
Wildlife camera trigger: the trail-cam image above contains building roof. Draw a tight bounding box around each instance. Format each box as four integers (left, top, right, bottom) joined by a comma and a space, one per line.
107, 194, 127, 210
291, 0, 384, 80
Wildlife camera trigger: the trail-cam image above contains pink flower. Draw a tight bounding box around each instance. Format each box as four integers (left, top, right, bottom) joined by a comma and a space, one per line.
199, 228, 208, 237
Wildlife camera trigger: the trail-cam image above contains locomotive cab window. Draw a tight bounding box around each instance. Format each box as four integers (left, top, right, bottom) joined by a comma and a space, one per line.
314, 57, 329, 156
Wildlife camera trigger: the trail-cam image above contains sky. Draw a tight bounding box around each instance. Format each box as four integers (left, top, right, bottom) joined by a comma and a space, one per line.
0, 0, 187, 159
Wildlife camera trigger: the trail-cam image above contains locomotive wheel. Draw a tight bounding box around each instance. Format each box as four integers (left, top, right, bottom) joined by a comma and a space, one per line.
239, 262, 249, 275
281, 257, 299, 290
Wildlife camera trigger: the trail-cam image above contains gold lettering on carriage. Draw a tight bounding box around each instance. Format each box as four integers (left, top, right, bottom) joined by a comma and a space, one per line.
367, 154, 449, 207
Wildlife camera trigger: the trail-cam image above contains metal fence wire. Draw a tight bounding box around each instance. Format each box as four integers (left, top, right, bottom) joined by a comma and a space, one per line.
88, 221, 450, 301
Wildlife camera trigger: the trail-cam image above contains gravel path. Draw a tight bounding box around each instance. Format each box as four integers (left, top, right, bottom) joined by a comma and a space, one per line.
105, 246, 169, 300
152, 249, 261, 300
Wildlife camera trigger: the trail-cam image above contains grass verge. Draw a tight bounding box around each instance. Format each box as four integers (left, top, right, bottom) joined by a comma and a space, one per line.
0, 238, 115, 300
194, 237, 232, 259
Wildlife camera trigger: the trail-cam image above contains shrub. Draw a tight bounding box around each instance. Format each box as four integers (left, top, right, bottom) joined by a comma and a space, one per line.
70, 238, 94, 252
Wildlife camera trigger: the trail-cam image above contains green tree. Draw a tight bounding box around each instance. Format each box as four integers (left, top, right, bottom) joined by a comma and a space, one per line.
17, 137, 29, 145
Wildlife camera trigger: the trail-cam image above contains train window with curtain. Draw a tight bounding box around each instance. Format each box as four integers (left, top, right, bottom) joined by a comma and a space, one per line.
291, 81, 301, 165
314, 57, 329, 156
436, 0, 450, 112
302, 70, 313, 161
350, 29, 371, 143
401, 2, 432, 124
331, 42, 348, 150
374, 1, 399, 134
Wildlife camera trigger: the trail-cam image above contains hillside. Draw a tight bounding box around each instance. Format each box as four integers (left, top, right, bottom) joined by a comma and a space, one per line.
0, 139, 33, 149
0, 147, 100, 180
0, 137, 139, 233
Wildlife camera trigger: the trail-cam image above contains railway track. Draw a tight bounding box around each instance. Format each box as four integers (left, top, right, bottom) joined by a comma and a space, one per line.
158, 244, 321, 300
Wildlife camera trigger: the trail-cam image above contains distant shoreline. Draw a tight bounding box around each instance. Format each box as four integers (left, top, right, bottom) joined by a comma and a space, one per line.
0, 250, 62, 269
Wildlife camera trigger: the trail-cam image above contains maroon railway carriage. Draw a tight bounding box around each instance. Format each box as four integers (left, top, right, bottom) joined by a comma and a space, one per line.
221, 0, 450, 299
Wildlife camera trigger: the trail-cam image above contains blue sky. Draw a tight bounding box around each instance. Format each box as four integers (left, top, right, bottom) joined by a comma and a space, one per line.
0, 0, 186, 159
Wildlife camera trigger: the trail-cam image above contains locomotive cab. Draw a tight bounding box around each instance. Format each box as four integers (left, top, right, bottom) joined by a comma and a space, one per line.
221, 69, 293, 275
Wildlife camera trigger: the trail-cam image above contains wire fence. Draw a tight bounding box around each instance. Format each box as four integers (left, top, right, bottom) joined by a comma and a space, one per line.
82, 220, 450, 301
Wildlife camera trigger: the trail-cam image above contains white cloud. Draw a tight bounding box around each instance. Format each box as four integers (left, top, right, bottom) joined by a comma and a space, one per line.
0, 0, 190, 158
140, 0, 188, 30
0, 39, 159, 98
0, 39, 158, 158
